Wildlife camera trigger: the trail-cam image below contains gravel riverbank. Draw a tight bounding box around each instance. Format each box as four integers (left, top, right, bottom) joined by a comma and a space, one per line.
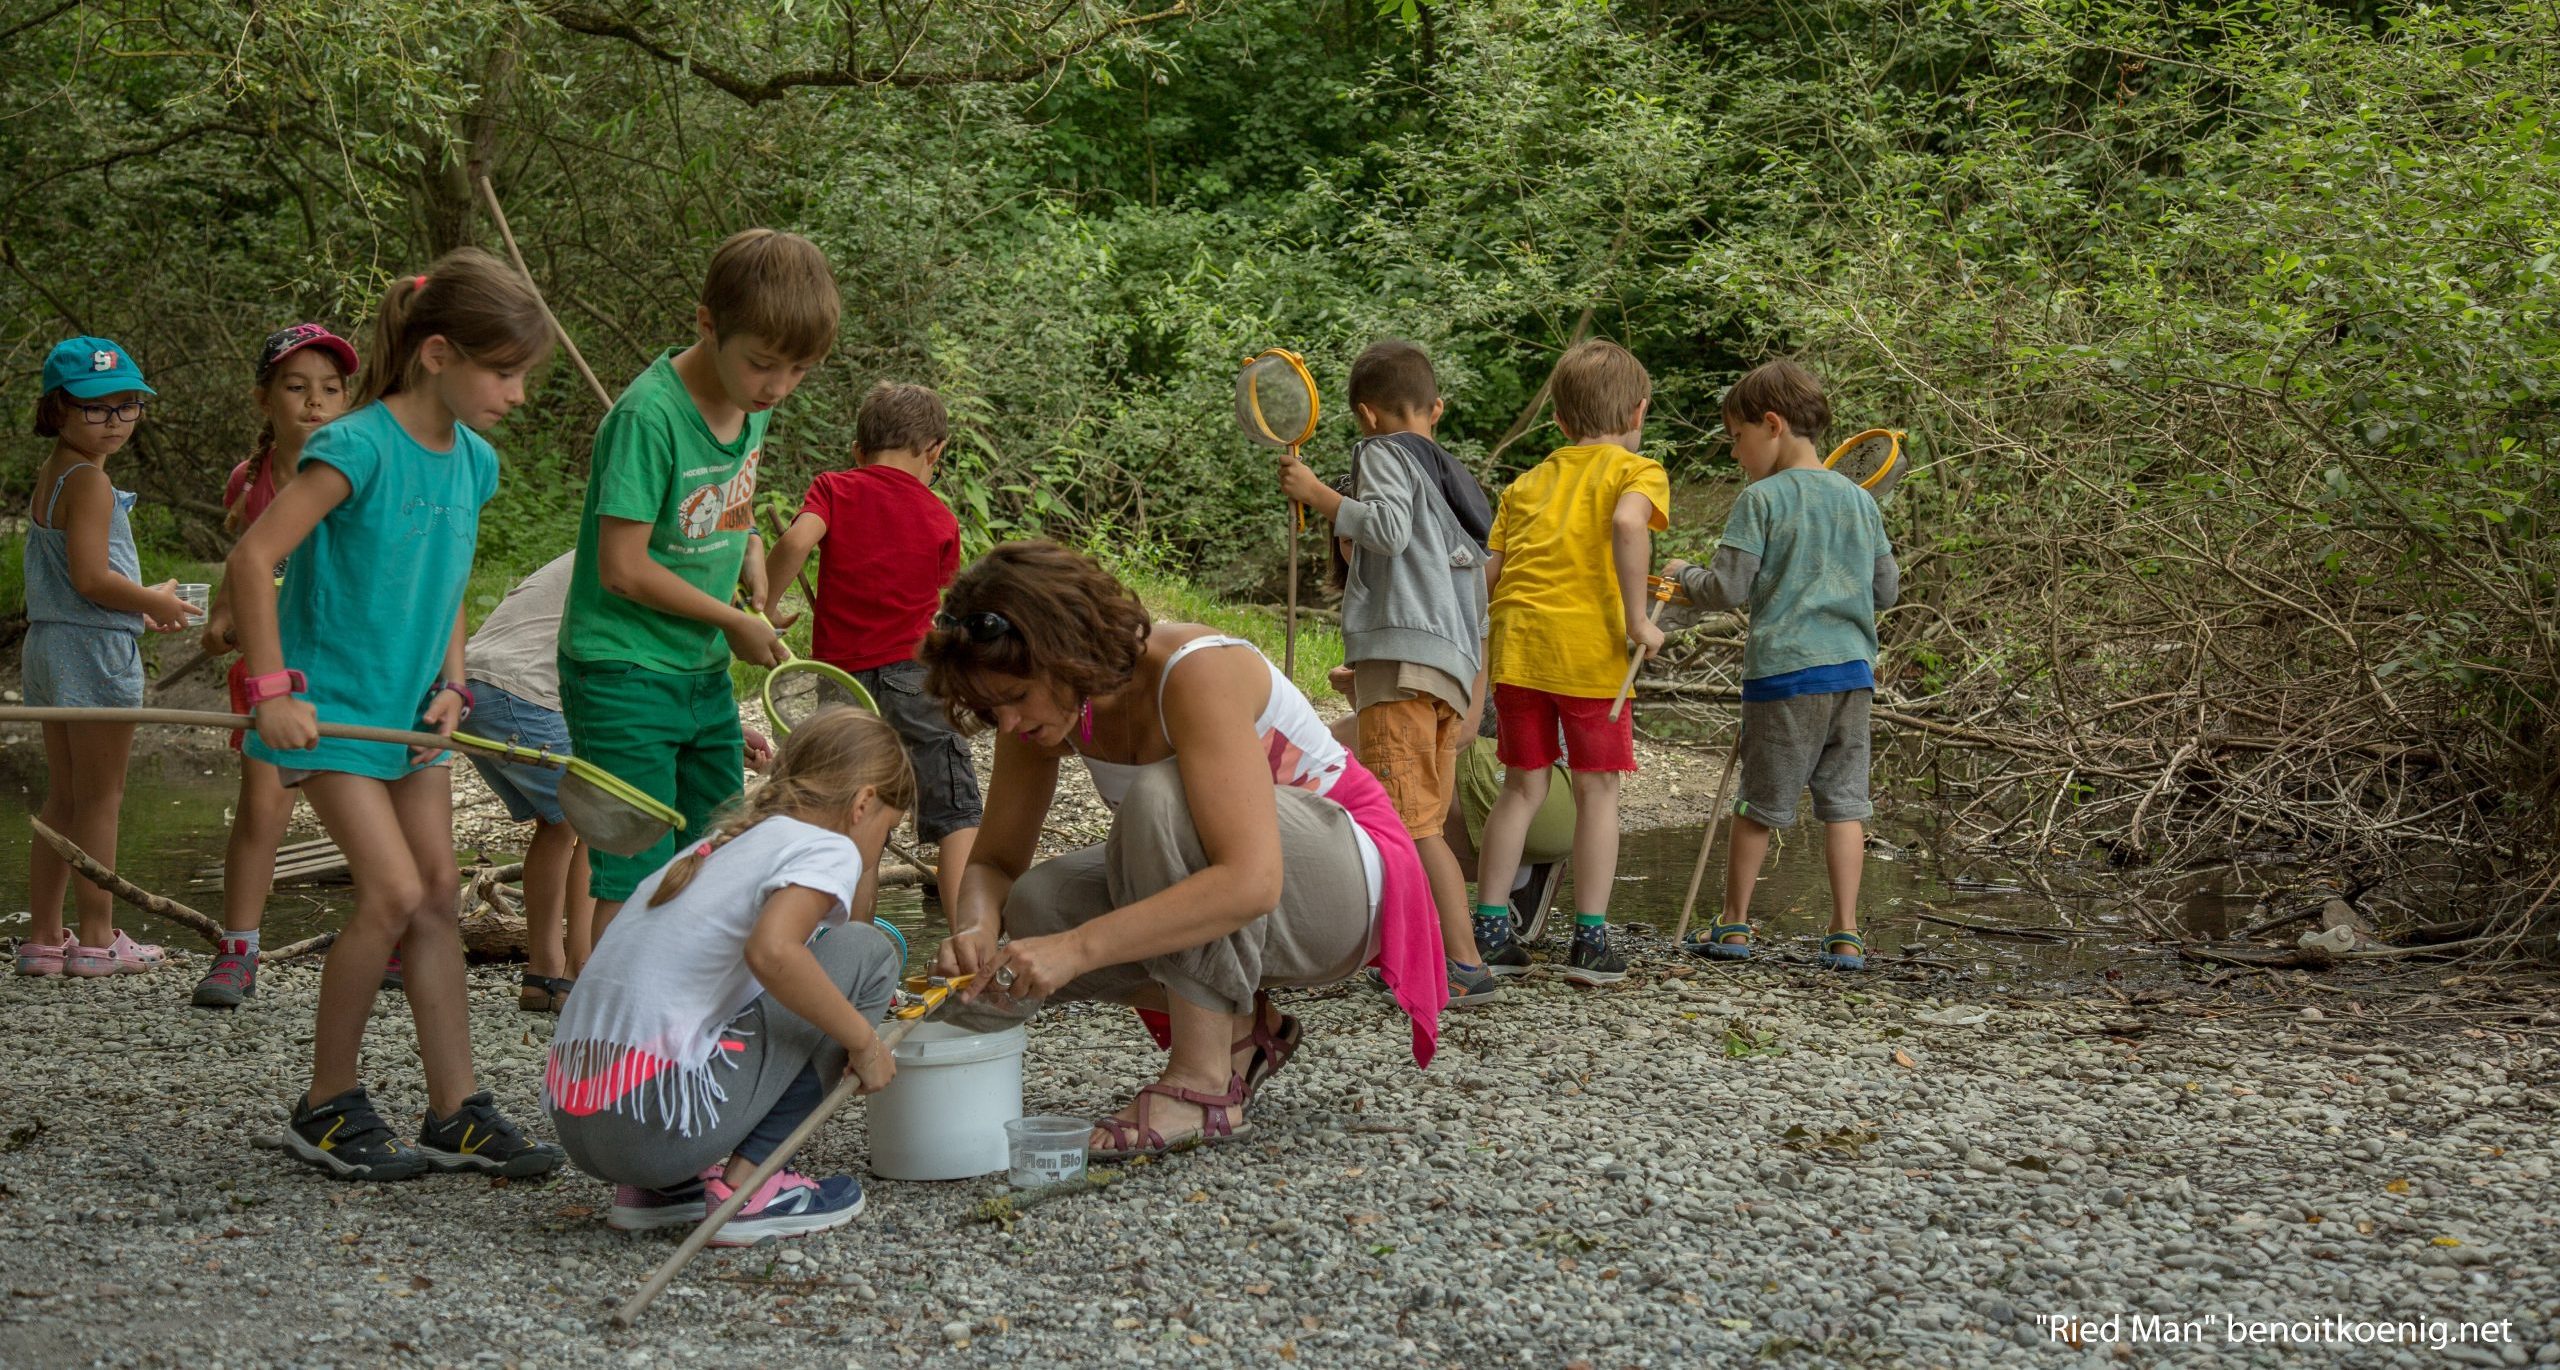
4, 943, 2556, 1368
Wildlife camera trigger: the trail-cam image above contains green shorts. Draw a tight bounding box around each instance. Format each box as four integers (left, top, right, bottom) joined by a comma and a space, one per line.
558, 655, 744, 902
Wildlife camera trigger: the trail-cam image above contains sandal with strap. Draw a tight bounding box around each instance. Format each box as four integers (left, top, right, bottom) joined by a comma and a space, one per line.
1090, 1072, 1256, 1161
1684, 922, 1754, 961
1817, 931, 1867, 972
519, 973, 574, 1014
1231, 991, 1301, 1102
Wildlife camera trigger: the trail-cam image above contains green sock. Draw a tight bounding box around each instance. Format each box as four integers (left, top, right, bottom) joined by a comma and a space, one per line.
1572, 912, 1607, 947
1472, 903, 1510, 949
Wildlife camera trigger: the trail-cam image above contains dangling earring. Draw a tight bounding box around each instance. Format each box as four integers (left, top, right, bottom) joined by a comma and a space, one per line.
1078, 698, 1094, 747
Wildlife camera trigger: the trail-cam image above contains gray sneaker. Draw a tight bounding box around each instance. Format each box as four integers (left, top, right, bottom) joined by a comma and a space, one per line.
192, 946, 258, 1008
1368, 959, 1504, 1006
1447, 958, 1502, 1007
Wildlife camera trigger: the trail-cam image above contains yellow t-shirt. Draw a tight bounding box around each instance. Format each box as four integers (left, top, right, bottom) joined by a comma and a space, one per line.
1486, 443, 1672, 698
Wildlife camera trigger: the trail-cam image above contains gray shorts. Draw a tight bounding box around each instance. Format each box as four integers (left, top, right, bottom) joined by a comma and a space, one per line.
21, 622, 143, 709
854, 660, 983, 843
273, 756, 449, 789
1735, 689, 1873, 829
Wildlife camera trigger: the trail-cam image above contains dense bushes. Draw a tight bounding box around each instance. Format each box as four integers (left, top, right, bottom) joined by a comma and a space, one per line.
5, 0, 2551, 914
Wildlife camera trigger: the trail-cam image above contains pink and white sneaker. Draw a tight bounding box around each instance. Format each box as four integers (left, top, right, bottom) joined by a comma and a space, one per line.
703, 1165, 866, 1246
67, 931, 163, 977
13, 931, 73, 978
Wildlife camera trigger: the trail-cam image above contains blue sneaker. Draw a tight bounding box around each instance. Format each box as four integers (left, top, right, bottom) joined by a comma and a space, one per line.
705, 1166, 866, 1246
609, 1177, 708, 1232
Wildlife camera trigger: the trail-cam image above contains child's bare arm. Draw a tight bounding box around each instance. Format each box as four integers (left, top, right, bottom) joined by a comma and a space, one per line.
596, 517, 785, 666
763, 512, 827, 619
58, 469, 191, 625
229, 464, 354, 750
1611, 491, 1663, 657
746, 886, 892, 1091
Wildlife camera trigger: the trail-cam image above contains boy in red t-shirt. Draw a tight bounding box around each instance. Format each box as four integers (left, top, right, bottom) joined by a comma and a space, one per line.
765, 382, 977, 889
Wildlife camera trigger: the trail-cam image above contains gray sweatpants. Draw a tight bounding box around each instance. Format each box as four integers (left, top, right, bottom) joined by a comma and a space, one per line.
965, 762, 1374, 1022
554, 922, 902, 1191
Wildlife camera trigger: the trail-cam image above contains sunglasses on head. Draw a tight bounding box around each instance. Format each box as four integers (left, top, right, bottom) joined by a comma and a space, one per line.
934, 610, 1016, 643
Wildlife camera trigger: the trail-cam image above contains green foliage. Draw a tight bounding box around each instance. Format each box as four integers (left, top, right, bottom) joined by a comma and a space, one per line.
3, 0, 2552, 876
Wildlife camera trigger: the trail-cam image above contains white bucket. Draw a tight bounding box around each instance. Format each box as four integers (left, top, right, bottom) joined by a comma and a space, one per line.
866, 1022, 1026, 1181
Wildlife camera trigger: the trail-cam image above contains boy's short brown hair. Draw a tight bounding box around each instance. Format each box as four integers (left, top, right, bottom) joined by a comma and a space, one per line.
1721, 359, 1831, 446
30, 391, 73, 438
702, 229, 840, 361
856, 381, 949, 456
1347, 339, 1439, 419
1550, 339, 1651, 440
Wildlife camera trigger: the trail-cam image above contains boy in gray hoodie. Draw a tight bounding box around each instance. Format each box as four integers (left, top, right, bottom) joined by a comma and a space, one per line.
1279, 339, 1500, 1004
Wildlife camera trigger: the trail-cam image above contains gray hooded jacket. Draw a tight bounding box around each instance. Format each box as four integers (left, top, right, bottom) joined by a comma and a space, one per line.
1334, 434, 1488, 687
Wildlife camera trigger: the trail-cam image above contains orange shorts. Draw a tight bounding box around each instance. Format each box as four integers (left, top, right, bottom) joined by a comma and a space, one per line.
1357, 695, 1465, 839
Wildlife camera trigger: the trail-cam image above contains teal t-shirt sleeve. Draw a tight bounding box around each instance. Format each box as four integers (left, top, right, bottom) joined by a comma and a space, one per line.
476, 436, 500, 508
590, 408, 673, 525
301, 417, 384, 501
1718, 482, 1768, 559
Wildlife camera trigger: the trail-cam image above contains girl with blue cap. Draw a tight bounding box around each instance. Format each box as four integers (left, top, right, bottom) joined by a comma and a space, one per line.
16, 337, 198, 978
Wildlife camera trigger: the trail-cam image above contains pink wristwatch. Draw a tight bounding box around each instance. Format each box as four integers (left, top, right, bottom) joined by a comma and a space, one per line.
240, 669, 307, 707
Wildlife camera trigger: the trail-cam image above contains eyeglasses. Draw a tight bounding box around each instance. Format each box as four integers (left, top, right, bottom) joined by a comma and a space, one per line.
933, 610, 1016, 643
77, 400, 148, 425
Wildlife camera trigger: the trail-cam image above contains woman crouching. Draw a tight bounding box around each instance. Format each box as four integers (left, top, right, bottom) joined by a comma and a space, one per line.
925, 541, 1445, 1157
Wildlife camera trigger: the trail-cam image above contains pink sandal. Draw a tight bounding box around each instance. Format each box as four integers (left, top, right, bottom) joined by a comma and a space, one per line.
67, 931, 162, 977
1231, 991, 1302, 1102
14, 931, 73, 978
1090, 1072, 1255, 1161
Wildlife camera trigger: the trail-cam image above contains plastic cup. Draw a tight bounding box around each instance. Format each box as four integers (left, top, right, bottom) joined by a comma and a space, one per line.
1003, 1115, 1090, 1189
175, 583, 210, 620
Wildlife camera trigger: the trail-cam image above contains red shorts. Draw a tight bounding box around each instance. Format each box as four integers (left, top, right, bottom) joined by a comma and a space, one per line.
1492, 683, 1637, 773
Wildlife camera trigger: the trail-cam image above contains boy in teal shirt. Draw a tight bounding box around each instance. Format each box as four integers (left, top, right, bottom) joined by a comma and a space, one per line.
561, 229, 840, 932
1664, 360, 1899, 971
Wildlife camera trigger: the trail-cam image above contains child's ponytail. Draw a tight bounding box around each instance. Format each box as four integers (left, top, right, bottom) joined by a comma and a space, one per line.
357, 247, 553, 407
648, 709, 918, 907
225, 427, 278, 538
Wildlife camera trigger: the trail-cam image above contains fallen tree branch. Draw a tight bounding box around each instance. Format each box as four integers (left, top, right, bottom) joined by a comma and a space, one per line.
966, 1168, 1125, 1227
267, 931, 335, 963
28, 817, 224, 949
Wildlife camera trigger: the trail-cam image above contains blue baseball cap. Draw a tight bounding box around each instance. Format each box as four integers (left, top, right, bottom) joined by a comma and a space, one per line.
42, 337, 155, 400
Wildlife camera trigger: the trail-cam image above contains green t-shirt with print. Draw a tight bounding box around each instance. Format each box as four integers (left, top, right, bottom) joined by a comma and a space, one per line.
561, 349, 769, 673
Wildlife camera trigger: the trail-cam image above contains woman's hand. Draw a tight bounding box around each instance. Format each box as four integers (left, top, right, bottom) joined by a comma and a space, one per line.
414, 689, 464, 764
935, 921, 999, 983
841, 1033, 897, 1095
983, 931, 1088, 1006
252, 696, 319, 751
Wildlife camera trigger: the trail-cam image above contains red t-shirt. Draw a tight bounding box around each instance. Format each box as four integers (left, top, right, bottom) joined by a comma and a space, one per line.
801, 465, 961, 672
225, 452, 282, 525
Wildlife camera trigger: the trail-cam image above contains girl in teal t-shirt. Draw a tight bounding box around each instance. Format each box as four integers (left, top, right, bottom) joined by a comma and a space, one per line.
228, 249, 566, 1183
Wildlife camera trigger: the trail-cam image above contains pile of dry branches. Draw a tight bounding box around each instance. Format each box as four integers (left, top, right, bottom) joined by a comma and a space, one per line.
1637, 391, 2558, 955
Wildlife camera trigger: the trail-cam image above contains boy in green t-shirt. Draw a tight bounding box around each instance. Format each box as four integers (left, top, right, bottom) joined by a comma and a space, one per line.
1663, 360, 1899, 971
560, 229, 839, 931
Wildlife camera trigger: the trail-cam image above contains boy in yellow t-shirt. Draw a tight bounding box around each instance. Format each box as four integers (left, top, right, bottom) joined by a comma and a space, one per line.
1473, 339, 1670, 984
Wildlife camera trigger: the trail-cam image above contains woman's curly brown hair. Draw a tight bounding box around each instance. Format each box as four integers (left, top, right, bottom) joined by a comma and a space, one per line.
921, 540, 1154, 733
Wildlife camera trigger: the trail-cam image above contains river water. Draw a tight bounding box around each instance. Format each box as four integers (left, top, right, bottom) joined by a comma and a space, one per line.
5, 754, 2176, 979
